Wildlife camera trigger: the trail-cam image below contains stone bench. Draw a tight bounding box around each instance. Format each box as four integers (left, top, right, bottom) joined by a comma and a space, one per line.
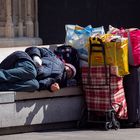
0, 45, 84, 135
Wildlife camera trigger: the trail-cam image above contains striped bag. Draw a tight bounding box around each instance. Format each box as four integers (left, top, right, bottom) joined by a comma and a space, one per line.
82, 65, 127, 119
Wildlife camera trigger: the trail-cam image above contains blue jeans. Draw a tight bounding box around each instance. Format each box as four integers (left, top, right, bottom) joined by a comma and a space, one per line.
0, 60, 39, 91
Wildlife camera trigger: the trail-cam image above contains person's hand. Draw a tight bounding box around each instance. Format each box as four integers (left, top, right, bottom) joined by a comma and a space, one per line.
33, 56, 42, 67
50, 83, 60, 92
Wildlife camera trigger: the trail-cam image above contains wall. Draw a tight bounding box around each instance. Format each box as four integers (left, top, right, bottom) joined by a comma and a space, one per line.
0, 0, 42, 47
38, 0, 140, 44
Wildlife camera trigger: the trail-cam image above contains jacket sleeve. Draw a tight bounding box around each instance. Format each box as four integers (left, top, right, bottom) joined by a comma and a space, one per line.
25, 47, 41, 58
39, 77, 56, 91
38, 72, 64, 91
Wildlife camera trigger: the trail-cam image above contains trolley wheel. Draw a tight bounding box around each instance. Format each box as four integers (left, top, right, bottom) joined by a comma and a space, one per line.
114, 121, 120, 130
105, 122, 112, 130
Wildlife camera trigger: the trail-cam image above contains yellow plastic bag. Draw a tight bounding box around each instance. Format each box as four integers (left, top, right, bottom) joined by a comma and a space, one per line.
105, 39, 129, 76
88, 35, 116, 66
115, 39, 129, 76
88, 36, 129, 77
105, 42, 117, 65
88, 37, 105, 65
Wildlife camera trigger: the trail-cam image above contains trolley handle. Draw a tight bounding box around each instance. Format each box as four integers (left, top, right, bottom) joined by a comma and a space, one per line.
88, 37, 108, 85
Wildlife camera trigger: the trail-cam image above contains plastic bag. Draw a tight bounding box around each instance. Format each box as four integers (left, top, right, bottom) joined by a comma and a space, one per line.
65, 24, 92, 56
107, 25, 140, 66
65, 24, 105, 56
128, 30, 140, 66
88, 35, 129, 77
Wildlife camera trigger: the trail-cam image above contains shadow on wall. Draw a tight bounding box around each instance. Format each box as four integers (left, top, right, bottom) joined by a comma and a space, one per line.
16, 97, 84, 125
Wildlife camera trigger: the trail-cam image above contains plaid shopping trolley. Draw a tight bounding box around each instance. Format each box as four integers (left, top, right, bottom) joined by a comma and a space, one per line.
81, 37, 127, 130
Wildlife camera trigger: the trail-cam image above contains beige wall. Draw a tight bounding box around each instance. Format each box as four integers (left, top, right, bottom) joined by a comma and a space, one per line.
0, 0, 42, 47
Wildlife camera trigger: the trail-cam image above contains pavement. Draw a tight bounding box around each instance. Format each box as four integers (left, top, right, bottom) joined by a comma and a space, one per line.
1, 127, 140, 140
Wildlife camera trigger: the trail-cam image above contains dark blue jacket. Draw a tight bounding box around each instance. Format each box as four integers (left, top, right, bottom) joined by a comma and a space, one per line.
25, 47, 67, 90
0, 51, 35, 69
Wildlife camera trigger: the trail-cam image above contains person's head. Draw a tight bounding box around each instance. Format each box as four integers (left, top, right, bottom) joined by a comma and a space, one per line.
65, 63, 76, 79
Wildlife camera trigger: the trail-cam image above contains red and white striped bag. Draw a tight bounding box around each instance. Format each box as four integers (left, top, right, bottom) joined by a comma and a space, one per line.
82, 66, 128, 119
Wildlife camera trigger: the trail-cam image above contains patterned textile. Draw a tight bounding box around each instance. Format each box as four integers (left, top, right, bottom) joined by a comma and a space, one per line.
82, 66, 128, 119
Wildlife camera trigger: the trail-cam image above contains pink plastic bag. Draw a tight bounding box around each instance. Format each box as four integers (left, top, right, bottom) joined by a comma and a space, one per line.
129, 30, 140, 66
107, 25, 140, 66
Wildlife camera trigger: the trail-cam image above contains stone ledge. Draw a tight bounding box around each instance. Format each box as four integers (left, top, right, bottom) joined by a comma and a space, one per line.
0, 44, 63, 63
0, 91, 15, 104
15, 87, 83, 101
0, 96, 84, 128
0, 87, 83, 103
0, 37, 42, 48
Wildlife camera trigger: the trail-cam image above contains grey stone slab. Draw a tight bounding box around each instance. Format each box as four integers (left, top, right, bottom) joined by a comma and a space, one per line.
15, 87, 83, 101
0, 92, 15, 104
0, 96, 84, 128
